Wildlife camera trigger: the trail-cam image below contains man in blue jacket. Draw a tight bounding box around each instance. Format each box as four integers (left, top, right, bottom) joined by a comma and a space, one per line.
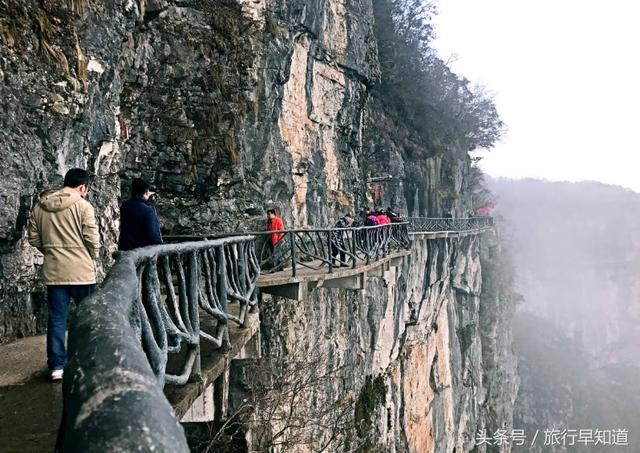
118, 178, 163, 250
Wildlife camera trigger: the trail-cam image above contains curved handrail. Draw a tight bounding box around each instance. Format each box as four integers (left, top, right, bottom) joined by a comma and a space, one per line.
62, 236, 258, 452
165, 217, 494, 277
406, 216, 494, 232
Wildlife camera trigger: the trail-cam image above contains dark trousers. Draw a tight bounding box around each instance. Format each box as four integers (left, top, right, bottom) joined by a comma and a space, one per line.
268, 241, 283, 271
331, 243, 346, 265
46, 284, 96, 371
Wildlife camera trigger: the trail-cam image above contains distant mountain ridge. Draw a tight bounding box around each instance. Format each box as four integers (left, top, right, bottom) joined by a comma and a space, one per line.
491, 177, 640, 451
488, 176, 640, 363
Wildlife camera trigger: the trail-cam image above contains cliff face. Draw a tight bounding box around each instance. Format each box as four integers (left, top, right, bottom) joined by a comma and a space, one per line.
0, 1, 517, 451
0, 0, 474, 339
0, 0, 377, 339
1, 0, 133, 339
363, 96, 476, 218
252, 232, 516, 452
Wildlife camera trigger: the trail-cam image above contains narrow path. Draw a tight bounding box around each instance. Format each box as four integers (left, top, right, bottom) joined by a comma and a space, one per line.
0, 336, 61, 453
257, 250, 411, 286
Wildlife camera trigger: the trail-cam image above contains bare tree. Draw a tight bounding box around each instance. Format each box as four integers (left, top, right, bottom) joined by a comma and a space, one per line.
194, 340, 368, 453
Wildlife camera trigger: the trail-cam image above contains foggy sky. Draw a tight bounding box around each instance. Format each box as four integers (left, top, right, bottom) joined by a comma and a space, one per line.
433, 0, 640, 192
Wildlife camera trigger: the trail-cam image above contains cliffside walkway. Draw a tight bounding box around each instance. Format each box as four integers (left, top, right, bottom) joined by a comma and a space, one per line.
0, 217, 493, 452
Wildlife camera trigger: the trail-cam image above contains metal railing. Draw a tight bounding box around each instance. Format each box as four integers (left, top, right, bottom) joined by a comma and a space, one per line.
407, 216, 494, 233
167, 222, 411, 278
257, 222, 410, 276
62, 236, 258, 452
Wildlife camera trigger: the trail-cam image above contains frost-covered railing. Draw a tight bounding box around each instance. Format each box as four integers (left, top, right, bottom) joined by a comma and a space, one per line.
61, 236, 258, 452
407, 216, 494, 233
168, 223, 411, 277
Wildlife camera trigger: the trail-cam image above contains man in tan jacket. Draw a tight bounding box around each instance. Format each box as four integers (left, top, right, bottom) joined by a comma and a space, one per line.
28, 168, 100, 381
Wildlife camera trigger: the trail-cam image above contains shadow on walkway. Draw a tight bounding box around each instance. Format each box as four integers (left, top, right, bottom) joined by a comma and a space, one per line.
0, 336, 61, 453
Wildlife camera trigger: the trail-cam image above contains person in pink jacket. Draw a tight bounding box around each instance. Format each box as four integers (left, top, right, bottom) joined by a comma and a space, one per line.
376, 210, 391, 225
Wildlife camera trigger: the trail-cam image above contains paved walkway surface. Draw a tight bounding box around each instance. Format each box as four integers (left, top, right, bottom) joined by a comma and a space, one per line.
0, 309, 259, 451
257, 250, 411, 287
0, 335, 61, 453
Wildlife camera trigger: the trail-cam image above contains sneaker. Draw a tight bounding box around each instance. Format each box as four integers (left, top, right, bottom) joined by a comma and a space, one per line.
50, 369, 63, 381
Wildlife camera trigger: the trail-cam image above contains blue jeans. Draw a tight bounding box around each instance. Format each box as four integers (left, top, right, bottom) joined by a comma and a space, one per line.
46, 285, 96, 371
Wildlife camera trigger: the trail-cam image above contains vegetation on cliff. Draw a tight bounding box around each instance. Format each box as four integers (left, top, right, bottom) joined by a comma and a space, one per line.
373, 0, 504, 157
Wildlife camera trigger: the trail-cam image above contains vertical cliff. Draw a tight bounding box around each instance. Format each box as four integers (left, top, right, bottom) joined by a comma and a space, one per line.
0, 0, 476, 338
231, 230, 516, 452
0, 1, 517, 451
1, 0, 133, 339
1, 0, 381, 339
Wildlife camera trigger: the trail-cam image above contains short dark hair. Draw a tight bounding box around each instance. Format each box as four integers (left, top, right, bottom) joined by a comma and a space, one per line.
131, 178, 151, 198
266, 209, 277, 215
344, 213, 353, 218
63, 168, 89, 188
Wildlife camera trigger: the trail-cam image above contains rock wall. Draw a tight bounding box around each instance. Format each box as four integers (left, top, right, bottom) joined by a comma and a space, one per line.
1, 0, 133, 340
253, 231, 516, 452
0, 0, 476, 340
0, 0, 377, 340
478, 230, 520, 453
363, 96, 475, 218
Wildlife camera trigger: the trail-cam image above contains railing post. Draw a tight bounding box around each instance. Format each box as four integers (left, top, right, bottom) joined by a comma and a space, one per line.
327, 231, 334, 273
365, 228, 371, 264
188, 251, 201, 381
384, 226, 389, 257
217, 245, 230, 351
290, 232, 297, 277
351, 229, 356, 269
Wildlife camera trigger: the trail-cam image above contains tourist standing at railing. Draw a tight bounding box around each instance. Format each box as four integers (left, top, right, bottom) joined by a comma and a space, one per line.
386, 207, 403, 223
265, 209, 285, 270
27, 168, 100, 382
362, 209, 379, 252
375, 211, 391, 253
376, 210, 391, 225
118, 178, 163, 251
365, 209, 379, 226
331, 214, 354, 267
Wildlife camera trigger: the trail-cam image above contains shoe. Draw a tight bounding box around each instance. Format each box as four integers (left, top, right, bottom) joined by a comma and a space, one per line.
50, 369, 63, 381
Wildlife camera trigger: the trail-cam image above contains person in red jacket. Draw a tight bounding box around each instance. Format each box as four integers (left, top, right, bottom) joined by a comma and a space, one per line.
266, 209, 285, 270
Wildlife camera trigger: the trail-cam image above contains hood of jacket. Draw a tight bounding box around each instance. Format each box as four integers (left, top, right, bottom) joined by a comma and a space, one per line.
39, 187, 82, 213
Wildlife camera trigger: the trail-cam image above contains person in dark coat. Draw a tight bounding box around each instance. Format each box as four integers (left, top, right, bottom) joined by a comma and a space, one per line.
331, 214, 354, 266
118, 178, 163, 251
386, 207, 403, 223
